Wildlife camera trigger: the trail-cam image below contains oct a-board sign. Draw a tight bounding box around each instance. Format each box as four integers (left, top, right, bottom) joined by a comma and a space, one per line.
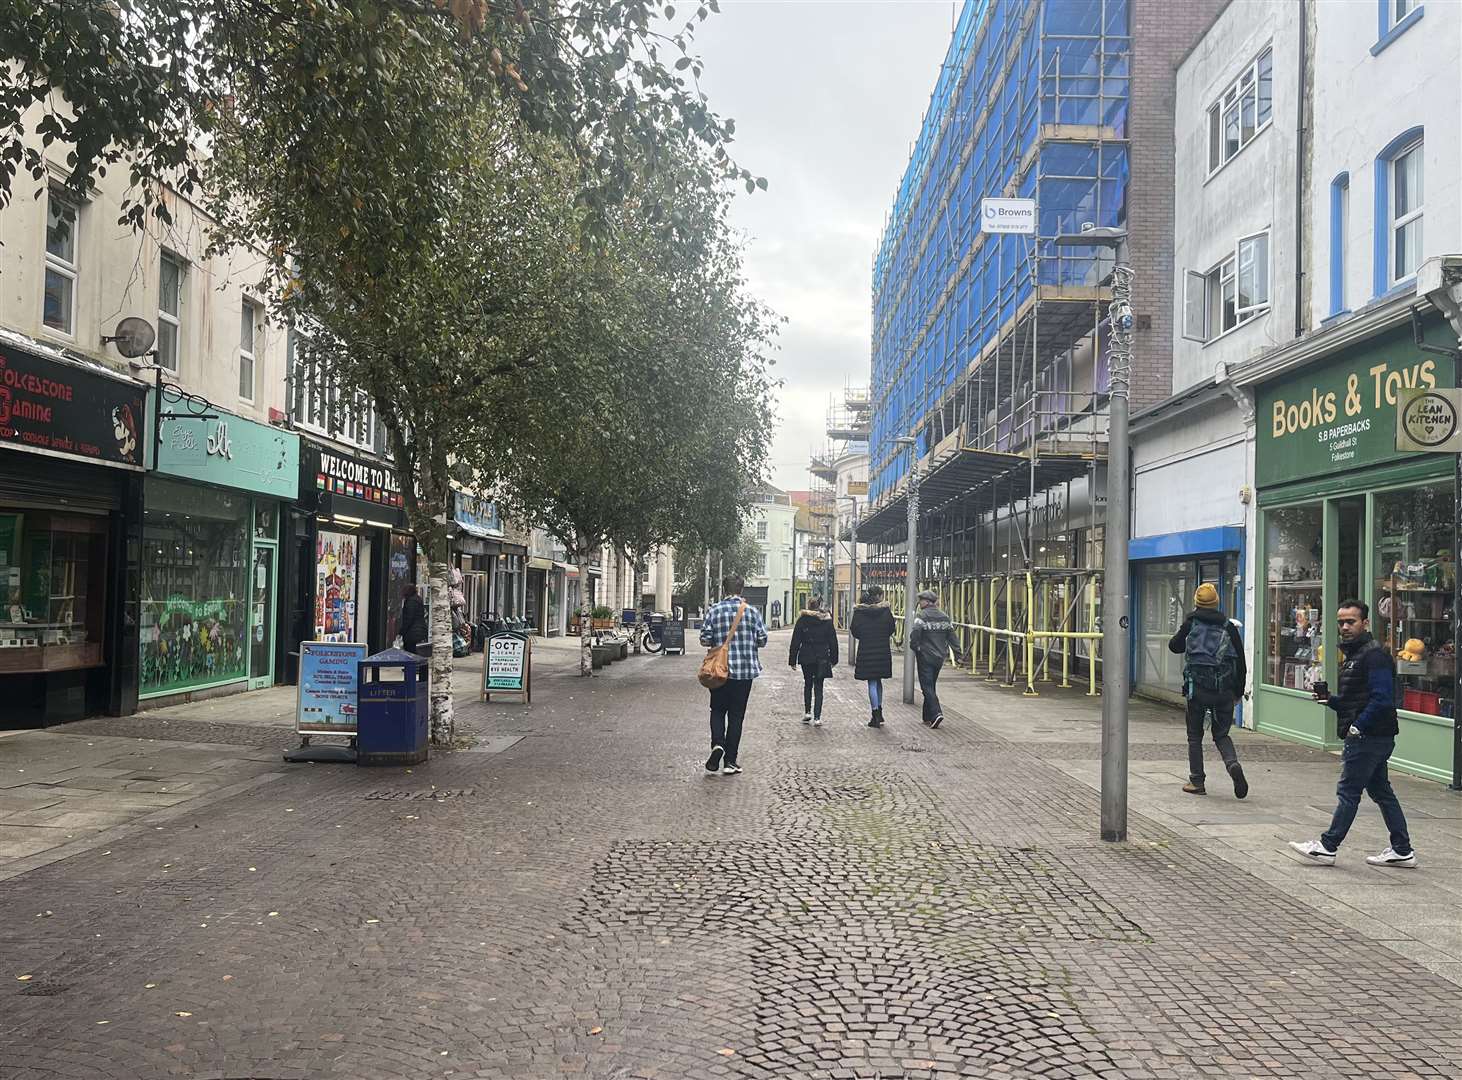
297, 641, 368, 733
482, 630, 531, 703
980, 198, 1036, 235
1397, 387, 1462, 453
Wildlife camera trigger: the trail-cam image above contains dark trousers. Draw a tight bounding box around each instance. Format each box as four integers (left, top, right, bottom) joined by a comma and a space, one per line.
916, 655, 944, 723
1184, 696, 1239, 784
1321, 736, 1412, 854
709, 678, 754, 764
800, 664, 825, 718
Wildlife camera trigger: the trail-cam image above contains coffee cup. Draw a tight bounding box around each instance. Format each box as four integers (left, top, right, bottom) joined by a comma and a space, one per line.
1311, 679, 1329, 702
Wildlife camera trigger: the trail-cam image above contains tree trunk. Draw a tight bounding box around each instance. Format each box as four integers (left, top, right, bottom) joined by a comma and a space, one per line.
576, 536, 593, 677
427, 554, 454, 745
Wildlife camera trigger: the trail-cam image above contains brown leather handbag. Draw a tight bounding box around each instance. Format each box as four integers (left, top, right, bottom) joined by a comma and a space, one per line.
698, 602, 748, 690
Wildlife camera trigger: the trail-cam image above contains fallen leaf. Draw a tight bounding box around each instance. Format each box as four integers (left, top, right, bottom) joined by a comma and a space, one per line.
144, 983, 157, 989
589, 1026, 603, 1035
222, 975, 233, 981
174, 1011, 192, 1018
718, 1047, 736, 1056
16, 974, 32, 981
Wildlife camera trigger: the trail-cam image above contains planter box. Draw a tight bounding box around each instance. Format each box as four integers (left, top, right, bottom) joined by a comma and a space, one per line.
591, 618, 615, 632
591, 645, 607, 669
618, 641, 629, 660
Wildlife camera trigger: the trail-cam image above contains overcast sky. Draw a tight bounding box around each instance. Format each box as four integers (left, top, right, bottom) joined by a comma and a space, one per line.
690, 1, 958, 490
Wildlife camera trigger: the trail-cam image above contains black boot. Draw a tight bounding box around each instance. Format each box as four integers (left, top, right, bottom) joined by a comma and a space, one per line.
868, 707, 883, 728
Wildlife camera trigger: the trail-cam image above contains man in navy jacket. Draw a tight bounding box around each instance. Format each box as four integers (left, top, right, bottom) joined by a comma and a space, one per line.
1289, 600, 1415, 868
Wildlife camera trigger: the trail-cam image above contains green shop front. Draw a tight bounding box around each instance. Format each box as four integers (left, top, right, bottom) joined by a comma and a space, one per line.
1254, 316, 1455, 782
141, 409, 299, 702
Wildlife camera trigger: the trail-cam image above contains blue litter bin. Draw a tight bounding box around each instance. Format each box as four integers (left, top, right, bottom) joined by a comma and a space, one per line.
356, 647, 429, 766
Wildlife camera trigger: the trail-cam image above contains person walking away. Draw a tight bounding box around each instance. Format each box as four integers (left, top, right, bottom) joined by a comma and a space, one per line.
909, 589, 957, 729
399, 583, 428, 655
1290, 600, 1415, 867
1167, 582, 1248, 798
850, 585, 896, 727
698, 574, 769, 776
789, 596, 839, 726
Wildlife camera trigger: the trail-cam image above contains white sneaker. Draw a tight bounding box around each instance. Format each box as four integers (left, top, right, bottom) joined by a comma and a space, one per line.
1288, 839, 1337, 865
1365, 846, 1417, 868
722, 762, 742, 775
812, 716, 823, 727
802, 712, 812, 723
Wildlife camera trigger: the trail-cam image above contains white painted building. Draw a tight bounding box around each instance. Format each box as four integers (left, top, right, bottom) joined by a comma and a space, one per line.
748, 486, 797, 628
1136, 0, 1462, 770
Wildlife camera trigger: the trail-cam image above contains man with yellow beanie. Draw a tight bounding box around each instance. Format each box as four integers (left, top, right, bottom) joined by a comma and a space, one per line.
1167, 582, 1248, 798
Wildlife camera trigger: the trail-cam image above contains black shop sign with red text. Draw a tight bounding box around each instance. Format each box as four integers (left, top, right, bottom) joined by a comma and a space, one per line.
0, 343, 146, 470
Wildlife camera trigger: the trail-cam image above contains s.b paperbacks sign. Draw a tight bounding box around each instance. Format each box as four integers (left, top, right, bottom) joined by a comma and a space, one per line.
0, 344, 145, 470
1256, 321, 1455, 488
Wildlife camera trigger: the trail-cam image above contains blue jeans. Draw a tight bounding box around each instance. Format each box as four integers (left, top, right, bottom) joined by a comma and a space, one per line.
1321, 736, 1412, 854
867, 679, 883, 709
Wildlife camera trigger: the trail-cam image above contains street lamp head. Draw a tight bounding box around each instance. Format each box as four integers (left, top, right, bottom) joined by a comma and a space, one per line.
1053, 225, 1128, 249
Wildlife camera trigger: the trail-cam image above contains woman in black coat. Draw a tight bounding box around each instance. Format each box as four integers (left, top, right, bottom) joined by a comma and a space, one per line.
399, 584, 428, 655
850, 585, 896, 728
789, 600, 839, 726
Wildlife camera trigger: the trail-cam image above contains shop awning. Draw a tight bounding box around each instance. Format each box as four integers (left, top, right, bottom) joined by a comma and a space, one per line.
528, 556, 555, 571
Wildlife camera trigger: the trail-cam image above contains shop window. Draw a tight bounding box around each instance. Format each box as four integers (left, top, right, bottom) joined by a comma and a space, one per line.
43, 189, 79, 335
1264, 503, 1324, 690
140, 480, 250, 695
314, 529, 360, 643
1374, 483, 1453, 717
0, 511, 106, 673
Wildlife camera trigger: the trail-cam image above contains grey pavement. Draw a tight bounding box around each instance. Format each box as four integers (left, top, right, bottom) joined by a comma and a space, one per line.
0, 628, 1458, 1079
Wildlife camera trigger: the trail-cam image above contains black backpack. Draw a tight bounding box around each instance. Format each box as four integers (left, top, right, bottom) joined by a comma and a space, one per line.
1184, 620, 1236, 697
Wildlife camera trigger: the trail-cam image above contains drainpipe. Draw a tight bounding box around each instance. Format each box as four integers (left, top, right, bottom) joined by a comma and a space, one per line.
1215, 362, 1258, 722
1294, 0, 1308, 337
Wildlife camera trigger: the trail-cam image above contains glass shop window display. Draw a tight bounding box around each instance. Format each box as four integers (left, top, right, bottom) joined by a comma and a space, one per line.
1374, 483, 1455, 718
1265, 503, 1324, 691
0, 511, 107, 667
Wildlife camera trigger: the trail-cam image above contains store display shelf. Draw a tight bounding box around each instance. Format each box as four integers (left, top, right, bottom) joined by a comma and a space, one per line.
0, 642, 103, 673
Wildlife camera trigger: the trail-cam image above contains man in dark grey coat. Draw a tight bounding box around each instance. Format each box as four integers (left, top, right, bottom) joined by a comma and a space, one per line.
909, 589, 957, 728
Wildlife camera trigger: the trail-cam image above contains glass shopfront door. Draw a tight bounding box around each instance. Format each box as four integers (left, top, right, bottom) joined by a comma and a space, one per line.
249, 544, 276, 689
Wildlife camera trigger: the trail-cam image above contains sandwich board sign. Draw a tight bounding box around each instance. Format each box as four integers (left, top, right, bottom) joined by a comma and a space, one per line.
482, 630, 531, 704
297, 640, 368, 735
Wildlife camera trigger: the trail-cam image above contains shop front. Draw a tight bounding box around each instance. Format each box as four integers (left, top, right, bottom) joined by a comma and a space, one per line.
287, 439, 407, 671
1252, 315, 1455, 782
142, 408, 299, 703
0, 342, 147, 725
452, 492, 503, 625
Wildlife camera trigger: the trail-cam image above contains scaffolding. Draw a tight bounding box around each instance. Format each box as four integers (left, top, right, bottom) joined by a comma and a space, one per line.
861, 0, 1131, 681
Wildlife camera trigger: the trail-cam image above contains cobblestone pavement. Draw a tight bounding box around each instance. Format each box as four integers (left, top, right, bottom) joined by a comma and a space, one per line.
2, 647, 1460, 1079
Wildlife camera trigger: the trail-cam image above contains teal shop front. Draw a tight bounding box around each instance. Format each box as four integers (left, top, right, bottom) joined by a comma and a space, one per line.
1254, 315, 1455, 782
141, 408, 299, 701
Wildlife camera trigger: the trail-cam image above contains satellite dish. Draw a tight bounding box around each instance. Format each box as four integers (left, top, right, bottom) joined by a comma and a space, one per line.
106, 316, 157, 359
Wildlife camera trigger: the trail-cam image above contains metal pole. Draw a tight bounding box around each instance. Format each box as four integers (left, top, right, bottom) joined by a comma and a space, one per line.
848, 498, 860, 664
898, 437, 919, 705
1101, 243, 1135, 842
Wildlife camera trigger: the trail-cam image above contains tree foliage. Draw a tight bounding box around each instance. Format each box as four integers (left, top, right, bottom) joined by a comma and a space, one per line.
673, 526, 762, 612
0, 0, 762, 225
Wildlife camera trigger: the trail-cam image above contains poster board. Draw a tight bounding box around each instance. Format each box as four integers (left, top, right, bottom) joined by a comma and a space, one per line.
297, 640, 368, 733
482, 630, 531, 704
661, 622, 686, 654
314, 530, 358, 642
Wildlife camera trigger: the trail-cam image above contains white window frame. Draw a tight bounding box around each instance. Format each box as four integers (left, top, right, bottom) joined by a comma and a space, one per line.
1206, 47, 1274, 175
1390, 139, 1423, 285
756, 519, 768, 540
287, 329, 377, 452
1182, 231, 1271, 344
1395, 0, 1421, 21
43, 188, 79, 337
158, 251, 184, 372
239, 300, 258, 403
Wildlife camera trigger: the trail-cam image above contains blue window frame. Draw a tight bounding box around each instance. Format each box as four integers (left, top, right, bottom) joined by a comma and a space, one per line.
1372, 0, 1423, 56
1329, 172, 1349, 317
1372, 127, 1424, 299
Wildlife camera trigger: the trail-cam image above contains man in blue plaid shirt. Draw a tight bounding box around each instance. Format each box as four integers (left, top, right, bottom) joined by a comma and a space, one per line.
699, 574, 769, 776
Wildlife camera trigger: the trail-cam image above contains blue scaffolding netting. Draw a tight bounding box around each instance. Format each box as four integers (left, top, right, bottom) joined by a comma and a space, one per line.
869, 0, 1131, 507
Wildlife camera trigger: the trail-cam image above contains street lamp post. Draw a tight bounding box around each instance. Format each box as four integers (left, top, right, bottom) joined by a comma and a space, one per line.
894, 435, 919, 705
1055, 224, 1133, 842
837, 494, 860, 663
